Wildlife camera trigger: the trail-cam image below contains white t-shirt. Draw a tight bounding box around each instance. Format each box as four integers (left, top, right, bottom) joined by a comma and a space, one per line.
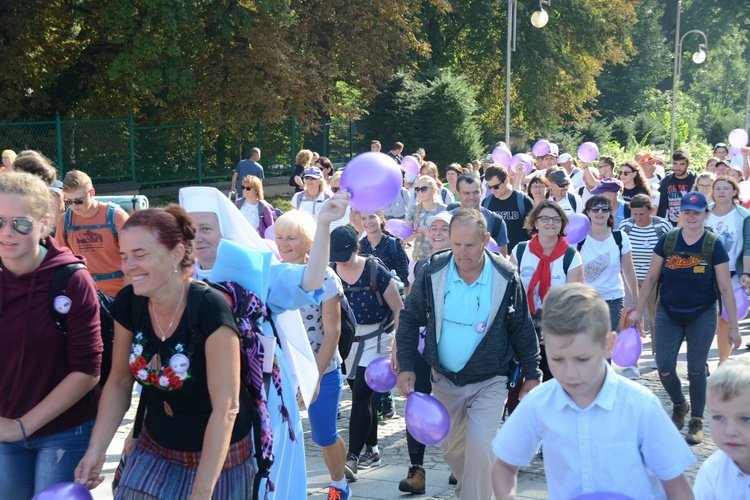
291, 191, 328, 221
240, 201, 261, 232
300, 268, 344, 374
693, 449, 750, 499
512, 243, 583, 310
579, 231, 632, 300
706, 208, 745, 271
569, 168, 585, 189
551, 193, 583, 216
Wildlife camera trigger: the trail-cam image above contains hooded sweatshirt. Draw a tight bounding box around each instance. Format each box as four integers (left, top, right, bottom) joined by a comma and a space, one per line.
0, 236, 102, 436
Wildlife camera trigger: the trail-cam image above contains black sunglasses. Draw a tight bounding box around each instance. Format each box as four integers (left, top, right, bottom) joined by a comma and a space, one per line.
0, 216, 36, 235
331, 187, 340, 193
63, 197, 86, 206
242, 186, 254, 191
488, 183, 502, 190
589, 205, 611, 213
415, 186, 432, 193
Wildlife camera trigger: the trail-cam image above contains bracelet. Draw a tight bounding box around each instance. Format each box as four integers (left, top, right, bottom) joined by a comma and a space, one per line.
16, 418, 28, 442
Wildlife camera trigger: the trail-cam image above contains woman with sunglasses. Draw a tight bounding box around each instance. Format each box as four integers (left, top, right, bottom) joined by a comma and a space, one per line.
235, 175, 274, 238
0, 172, 102, 497
290, 167, 330, 222
579, 195, 640, 379
526, 176, 549, 205
619, 160, 652, 219
405, 176, 447, 261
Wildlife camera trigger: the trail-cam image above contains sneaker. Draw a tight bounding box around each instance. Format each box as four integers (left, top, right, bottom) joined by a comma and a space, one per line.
448, 472, 457, 485
344, 453, 358, 482
398, 465, 426, 494
328, 483, 352, 500
686, 419, 704, 445
670, 402, 690, 431
381, 392, 396, 420
358, 449, 381, 469
620, 366, 640, 380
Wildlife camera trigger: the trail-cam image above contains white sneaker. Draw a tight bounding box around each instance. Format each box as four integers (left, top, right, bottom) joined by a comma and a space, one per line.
620, 366, 640, 380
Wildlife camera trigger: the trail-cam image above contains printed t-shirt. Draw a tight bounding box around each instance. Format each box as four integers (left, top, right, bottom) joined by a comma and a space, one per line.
654, 231, 729, 308
114, 282, 249, 451
55, 203, 128, 297
300, 268, 344, 374
483, 192, 535, 250
338, 260, 393, 325
706, 209, 744, 271
579, 231, 632, 300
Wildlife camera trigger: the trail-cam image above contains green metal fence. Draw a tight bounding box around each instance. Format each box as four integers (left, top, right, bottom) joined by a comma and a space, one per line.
0, 113, 359, 187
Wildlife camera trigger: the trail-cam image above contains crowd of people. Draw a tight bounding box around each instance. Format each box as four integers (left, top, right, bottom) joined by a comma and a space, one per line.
0, 140, 750, 499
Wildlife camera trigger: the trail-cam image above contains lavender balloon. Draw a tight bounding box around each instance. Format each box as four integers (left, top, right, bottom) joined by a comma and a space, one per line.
729, 128, 749, 148
611, 327, 642, 367
264, 224, 275, 241
532, 139, 551, 157
577, 142, 599, 163
405, 392, 451, 445
509, 153, 534, 174
33, 482, 93, 500
341, 152, 403, 213
492, 146, 513, 168
486, 237, 500, 252
721, 286, 750, 322
365, 356, 397, 392
401, 155, 421, 175
565, 213, 591, 245
385, 218, 414, 239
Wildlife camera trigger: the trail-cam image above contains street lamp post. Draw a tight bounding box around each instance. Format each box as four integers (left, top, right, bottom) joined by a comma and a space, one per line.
505, 0, 550, 145
670, 0, 707, 159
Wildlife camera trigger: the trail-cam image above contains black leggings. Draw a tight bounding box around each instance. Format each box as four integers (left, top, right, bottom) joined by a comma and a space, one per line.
405, 353, 433, 465
347, 366, 378, 456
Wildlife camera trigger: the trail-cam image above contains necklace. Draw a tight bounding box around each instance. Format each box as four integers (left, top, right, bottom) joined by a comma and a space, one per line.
151, 283, 186, 342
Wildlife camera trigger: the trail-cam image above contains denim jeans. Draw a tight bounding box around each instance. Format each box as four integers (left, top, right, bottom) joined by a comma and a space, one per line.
654, 303, 717, 418
605, 297, 624, 332
0, 418, 95, 499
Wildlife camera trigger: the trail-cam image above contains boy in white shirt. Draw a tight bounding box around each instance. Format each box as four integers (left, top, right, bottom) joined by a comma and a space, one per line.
491, 283, 696, 499
693, 359, 750, 499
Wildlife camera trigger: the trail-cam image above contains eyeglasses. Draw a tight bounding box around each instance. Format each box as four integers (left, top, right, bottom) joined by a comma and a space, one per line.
530, 183, 546, 189
0, 216, 36, 235
696, 184, 712, 190
488, 183, 502, 190
537, 216, 562, 224
63, 196, 86, 206
242, 186, 254, 191
619, 170, 633, 176
331, 187, 340, 193
589, 205, 611, 213
415, 186, 432, 193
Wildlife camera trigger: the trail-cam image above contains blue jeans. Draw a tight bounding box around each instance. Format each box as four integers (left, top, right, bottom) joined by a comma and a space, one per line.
0, 419, 95, 499
605, 297, 624, 332
654, 303, 717, 418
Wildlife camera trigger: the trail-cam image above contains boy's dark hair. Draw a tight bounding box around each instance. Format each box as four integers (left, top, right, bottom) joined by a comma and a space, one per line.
484, 165, 509, 183
541, 283, 611, 345
629, 193, 652, 210
673, 148, 691, 163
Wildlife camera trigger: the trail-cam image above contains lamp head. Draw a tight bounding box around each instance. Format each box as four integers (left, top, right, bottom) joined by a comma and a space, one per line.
531, 8, 549, 28
692, 45, 706, 64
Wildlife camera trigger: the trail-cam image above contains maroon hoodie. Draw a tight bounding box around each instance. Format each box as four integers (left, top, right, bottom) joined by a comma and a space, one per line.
0, 236, 102, 436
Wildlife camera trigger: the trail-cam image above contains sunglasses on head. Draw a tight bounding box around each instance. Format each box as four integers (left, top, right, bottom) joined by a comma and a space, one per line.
589, 205, 611, 213
0, 216, 36, 235
415, 186, 432, 193
488, 183, 502, 190
331, 187, 340, 193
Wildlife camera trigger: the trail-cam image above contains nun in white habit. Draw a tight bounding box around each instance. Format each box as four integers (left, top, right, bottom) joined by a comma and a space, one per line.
180, 186, 349, 498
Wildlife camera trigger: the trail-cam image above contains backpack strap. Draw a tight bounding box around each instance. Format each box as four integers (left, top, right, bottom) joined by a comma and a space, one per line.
567, 193, 577, 212
613, 230, 623, 263
106, 203, 118, 241
701, 231, 717, 269
50, 262, 88, 335
481, 194, 492, 210
562, 245, 577, 275
367, 256, 383, 307
515, 241, 527, 267
388, 235, 398, 261
516, 191, 526, 220
663, 229, 680, 258
620, 219, 634, 236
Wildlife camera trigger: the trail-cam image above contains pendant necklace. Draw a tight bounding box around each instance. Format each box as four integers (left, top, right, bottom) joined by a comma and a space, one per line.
152, 283, 186, 342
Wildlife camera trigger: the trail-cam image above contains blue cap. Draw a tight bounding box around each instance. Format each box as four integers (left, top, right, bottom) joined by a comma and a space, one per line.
680, 191, 708, 212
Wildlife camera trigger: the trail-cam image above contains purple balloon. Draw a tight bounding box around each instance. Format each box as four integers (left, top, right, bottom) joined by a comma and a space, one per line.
365, 356, 397, 392
418, 327, 426, 354
577, 142, 599, 163
573, 493, 634, 500
385, 218, 414, 239
721, 286, 750, 322
532, 139, 551, 157
401, 155, 421, 175
492, 146, 513, 168
341, 152, 403, 213
612, 327, 642, 367
33, 482, 93, 500
486, 237, 500, 252
405, 392, 451, 445
565, 213, 591, 245
264, 224, 275, 241
729, 128, 749, 148
509, 153, 534, 174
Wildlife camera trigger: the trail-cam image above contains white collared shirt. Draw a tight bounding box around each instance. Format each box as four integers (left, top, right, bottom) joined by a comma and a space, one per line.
492, 364, 696, 499
693, 449, 750, 499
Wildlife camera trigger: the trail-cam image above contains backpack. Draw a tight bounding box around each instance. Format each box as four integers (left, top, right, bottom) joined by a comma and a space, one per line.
262, 200, 283, 221
235, 198, 282, 222
482, 190, 527, 221
620, 216, 670, 240
337, 294, 358, 374
514, 242, 578, 275
566, 193, 578, 213
577, 230, 624, 264
63, 203, 124, 282
50, 262, 116, 387
294, 192, 330, 211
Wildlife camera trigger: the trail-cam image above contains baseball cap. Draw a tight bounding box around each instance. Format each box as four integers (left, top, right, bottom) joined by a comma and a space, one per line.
48, 180, 63, 194
680, 191, 708, 212
715, 159, 730, 169
714, 142, 728, 152
548, 170, 571, 186
558, 153, 572, 164
548, 143, 559, 157
590, 177, 623, 194
484, 154, 494, 163
329, 225, 359, 262
426, 211, 452, 229
303, 167, 322, 179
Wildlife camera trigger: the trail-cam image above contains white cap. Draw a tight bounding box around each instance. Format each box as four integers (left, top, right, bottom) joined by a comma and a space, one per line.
426, 211, 452, 228
558, 153, 573, 164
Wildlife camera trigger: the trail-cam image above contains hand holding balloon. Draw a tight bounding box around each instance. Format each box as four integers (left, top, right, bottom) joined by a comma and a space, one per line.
317, 191, 351, 225
365, 357, 398, 393
33, 482, 94, 499
398, 370, 416, 397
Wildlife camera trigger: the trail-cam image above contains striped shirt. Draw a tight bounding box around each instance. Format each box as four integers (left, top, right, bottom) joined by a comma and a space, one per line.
618, 217, 671, 279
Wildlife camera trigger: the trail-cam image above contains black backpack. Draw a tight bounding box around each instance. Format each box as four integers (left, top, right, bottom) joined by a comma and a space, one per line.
338, 293, 358, 373
577, 230, 624, 264
50, 262, 115, 387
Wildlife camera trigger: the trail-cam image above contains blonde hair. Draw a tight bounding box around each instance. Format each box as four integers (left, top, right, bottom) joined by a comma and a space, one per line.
542, 283, 611, 345
274, 210, 316, 251
692, 172, 715, 191
708, 359, 750, 402
416, 175, 441, 204
296, 149, 313, 167
2, 149, 17, 162
62, 169, 93, 191
242, 175, 264, 200
0, 171, 53, 236
329, 170, 342, 186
